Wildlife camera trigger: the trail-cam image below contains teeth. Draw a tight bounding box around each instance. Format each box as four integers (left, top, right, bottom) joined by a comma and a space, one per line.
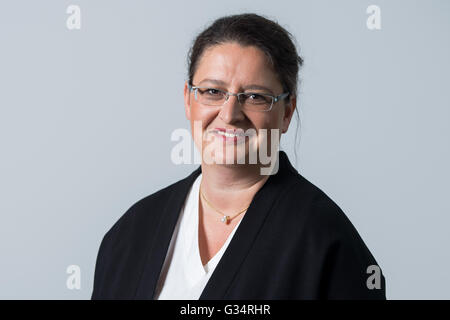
216, 130, 243, 138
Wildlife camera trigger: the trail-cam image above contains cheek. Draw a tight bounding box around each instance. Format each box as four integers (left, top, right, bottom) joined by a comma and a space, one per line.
189, 104, 220, 146
190, 104, 218, 127
252, 113, 280, 131
252, 113, 283, 147
268, 109, 285, 130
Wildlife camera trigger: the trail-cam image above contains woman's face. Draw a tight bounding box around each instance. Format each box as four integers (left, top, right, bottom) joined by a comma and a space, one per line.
183, 42, 296, 165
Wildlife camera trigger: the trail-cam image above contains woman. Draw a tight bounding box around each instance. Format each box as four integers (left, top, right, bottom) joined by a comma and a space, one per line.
91, 13, 386, 300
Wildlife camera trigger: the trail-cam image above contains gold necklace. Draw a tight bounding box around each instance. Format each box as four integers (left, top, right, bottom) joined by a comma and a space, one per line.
199, 182, 250, 224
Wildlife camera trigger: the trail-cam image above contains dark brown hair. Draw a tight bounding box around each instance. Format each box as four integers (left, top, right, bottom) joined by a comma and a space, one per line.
186, 13, 304, 162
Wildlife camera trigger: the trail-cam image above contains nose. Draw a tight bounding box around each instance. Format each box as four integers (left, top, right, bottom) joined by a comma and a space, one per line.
218, 94, 245, 123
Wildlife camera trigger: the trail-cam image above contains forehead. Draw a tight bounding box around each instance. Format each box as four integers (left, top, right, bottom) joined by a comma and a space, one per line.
193, 42, 282, 91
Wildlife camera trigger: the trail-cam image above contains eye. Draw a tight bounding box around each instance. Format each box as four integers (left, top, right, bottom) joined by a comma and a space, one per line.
205, 88, 222, 96
248, 93, 265, 100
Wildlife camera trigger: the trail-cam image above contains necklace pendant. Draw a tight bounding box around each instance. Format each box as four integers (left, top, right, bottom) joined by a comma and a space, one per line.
221, 215, 230, 224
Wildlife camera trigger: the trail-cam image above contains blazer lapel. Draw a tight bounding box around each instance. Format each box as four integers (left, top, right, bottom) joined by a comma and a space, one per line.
134, 150, 297, 299
134, 165, 202, 299
199, 151, 297, 299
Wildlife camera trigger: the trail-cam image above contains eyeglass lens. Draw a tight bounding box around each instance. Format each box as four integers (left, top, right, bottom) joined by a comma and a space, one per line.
196, 88, 273, 109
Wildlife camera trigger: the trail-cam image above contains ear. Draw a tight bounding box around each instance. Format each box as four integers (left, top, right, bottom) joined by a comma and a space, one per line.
281, 96, 297, 134
184, 81, 191, 121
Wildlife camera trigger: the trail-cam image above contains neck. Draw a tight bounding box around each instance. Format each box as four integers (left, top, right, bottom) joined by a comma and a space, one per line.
199, 162, 270, 212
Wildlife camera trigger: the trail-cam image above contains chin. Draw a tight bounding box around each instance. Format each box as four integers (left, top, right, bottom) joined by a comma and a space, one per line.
215, 152, 247, 166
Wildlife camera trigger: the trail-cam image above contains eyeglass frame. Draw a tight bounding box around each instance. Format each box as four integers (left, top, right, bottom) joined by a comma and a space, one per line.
188, 82, 290, 112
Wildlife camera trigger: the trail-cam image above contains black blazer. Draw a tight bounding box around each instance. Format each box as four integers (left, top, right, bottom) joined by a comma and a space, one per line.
91, 151, 386, 299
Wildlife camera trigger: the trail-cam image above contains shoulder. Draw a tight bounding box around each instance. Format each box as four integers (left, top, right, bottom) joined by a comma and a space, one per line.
91, 171, 199, 299
282, 173, 386, 298
99, 171, 195, 247
281, 172, 363, 244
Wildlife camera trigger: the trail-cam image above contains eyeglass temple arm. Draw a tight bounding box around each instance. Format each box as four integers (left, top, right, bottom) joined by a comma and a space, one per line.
188, 83, 198, 100
274, 92, 289, 102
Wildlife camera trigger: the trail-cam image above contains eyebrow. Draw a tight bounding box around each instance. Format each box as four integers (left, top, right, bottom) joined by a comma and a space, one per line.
198, 78, 274, 94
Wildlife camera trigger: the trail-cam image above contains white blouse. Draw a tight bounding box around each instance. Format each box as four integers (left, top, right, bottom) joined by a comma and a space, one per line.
153, 173, 243, 300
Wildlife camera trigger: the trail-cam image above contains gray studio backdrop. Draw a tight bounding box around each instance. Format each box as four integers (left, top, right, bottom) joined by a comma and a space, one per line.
0, 0, 449, 299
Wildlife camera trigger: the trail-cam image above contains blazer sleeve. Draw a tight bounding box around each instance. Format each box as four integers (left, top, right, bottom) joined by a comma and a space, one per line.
320, 232, 387, 299
308, 197, 387, 300
91, 228, 115, 300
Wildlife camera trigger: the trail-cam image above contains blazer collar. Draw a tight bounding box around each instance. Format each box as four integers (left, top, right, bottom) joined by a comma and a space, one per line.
134, 150, 298, 299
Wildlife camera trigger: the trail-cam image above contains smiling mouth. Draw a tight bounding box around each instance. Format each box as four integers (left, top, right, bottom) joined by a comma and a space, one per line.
209, 128, 255, 138
212, 130, 245, 138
